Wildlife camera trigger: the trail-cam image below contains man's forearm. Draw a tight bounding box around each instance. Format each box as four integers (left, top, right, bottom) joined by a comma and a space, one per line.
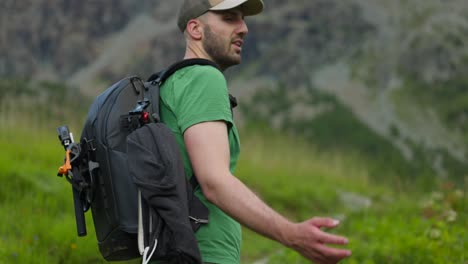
185, 121, 351, 262
202, 172, 293, 246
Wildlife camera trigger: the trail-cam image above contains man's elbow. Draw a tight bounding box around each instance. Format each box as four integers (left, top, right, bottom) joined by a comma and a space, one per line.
199, 180, 220, 205
197, 172, 231, 205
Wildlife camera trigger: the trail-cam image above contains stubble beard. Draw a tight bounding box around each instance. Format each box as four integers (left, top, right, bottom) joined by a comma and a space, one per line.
202, 25, 241, 70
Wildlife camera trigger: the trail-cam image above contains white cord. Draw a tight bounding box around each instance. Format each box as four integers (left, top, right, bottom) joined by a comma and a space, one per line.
138, 190, 144, 255
142, 238, 158, 264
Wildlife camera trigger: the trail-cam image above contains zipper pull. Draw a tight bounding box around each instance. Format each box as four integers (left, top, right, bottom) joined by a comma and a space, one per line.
189, 216, 208, 224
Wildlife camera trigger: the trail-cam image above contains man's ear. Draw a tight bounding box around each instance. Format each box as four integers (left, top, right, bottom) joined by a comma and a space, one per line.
186, 19, 203, 40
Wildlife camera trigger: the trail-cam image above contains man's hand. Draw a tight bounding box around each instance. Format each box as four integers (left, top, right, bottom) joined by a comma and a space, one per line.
284, 217, 351, 264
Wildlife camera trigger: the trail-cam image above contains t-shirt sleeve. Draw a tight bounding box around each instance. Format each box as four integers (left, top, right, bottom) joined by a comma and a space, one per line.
173, 66, 233, 133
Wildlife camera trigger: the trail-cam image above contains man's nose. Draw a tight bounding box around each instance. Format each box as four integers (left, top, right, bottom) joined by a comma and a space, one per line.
237, 19, 248, 37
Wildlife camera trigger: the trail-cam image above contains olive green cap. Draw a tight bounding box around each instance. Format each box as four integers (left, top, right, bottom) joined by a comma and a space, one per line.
177, 0, 264, 32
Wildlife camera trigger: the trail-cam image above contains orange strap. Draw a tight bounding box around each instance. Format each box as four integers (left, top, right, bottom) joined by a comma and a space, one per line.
58, 149, 72, 175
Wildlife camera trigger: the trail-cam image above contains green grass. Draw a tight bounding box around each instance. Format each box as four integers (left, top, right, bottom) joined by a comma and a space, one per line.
1, 122, 466, 263
236, 129, 467, 264
0, 79, 466, 263
0, 126, 115, 264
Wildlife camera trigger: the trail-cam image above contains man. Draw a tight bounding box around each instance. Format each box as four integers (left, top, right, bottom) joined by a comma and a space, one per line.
159, 0, 352, 263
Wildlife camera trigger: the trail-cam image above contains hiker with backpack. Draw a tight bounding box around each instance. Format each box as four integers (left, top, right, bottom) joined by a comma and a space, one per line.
161, 0, 352, 263
56, 0, 352, 263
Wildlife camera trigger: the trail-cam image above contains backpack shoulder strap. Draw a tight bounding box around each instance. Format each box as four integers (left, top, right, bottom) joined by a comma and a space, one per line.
146, 59, 235, 190
148, 58, 237, 110
147, 58, 220, 84
145, 59, 221, 123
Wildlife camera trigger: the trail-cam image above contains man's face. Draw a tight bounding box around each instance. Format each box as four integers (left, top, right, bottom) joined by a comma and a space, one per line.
200, 8, 248, 70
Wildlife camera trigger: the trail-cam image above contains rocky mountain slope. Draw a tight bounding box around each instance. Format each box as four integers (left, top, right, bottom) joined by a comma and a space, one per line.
2, 0, 467, 178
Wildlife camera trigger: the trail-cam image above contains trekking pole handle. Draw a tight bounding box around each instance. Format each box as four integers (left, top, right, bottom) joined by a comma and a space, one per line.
57, 125, 73, 147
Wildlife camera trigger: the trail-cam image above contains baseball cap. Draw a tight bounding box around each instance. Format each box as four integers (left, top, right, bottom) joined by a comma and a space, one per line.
177, 0, 264, 32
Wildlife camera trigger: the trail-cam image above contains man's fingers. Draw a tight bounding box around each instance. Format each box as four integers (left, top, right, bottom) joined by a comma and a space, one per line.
294, 218, 351, 263
309, 217, 340, 228
317, 230, 349, 245
315, 243, 352, 260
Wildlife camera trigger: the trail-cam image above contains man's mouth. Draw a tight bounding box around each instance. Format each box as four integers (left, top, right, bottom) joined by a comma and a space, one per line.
232, 39, 243, 48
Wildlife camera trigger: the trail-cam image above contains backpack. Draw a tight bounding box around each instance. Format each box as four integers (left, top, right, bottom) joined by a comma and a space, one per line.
56, 59, 229, 263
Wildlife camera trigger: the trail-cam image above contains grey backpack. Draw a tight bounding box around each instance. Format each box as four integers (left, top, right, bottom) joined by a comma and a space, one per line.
56, 59, 226, 263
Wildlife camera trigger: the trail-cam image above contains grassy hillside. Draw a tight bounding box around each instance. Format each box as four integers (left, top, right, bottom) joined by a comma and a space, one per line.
0, 80, 466, 263
240, 83, 468, 185
0, 121, 466, 264
237, 128, 467, 263
403, 77, 468, 145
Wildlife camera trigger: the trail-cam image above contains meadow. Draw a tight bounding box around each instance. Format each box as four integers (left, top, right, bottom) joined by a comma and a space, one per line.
0, 80, 466, 263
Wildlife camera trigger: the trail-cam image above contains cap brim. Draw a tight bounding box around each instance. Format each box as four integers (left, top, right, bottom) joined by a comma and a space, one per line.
210, 0, 263, 16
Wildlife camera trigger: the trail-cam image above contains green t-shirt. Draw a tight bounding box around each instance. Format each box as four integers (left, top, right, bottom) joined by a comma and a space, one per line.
159, 64, 241, 264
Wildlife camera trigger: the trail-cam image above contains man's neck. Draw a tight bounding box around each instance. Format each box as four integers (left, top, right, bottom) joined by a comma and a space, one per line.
184, 43, 224, 69
185, 44, 209, 60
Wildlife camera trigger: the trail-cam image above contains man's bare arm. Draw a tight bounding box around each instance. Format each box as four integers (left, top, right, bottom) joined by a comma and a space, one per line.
184, 121, 351, 263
